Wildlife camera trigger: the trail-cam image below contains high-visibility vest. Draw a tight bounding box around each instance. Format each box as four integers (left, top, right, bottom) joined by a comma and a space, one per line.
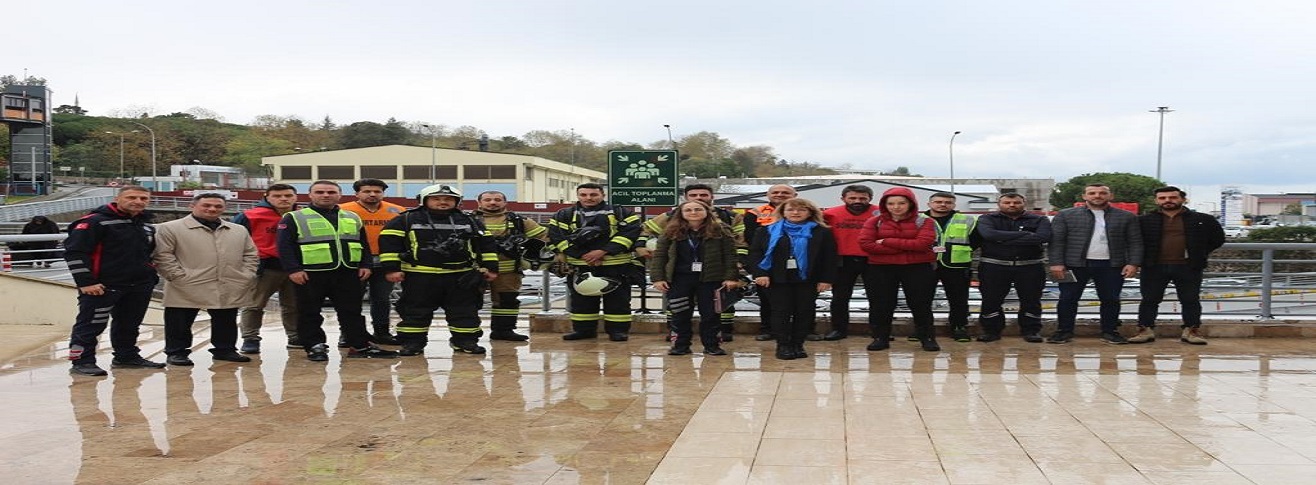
290, 208, 364, 271
934, 212, 977, 267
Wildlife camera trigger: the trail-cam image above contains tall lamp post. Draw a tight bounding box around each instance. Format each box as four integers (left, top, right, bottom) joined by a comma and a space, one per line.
1150, 106, 1173, 181
949, 131, 962, 198
663, 124, 675, 149
127, 120, 157, 189
104, 131, 131, 182
421, 124, 438, 184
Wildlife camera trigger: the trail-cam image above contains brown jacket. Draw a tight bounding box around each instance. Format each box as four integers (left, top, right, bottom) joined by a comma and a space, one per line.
153, 216, 259, 309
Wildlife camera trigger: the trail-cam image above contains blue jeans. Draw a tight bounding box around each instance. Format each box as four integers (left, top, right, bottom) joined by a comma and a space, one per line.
1056, 260, 1125, 334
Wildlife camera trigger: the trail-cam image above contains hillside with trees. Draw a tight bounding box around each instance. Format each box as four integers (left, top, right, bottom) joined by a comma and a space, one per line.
1, 75, 837, 182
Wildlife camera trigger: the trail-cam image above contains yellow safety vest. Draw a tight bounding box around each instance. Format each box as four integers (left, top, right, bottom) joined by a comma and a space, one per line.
290, 208, 364, 271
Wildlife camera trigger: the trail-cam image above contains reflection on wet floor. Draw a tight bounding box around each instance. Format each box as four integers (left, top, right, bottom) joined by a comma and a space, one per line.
4, 321, 1316, 484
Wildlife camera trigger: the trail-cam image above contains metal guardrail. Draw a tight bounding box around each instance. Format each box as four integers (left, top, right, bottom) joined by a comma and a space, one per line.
0, 196, 114, 222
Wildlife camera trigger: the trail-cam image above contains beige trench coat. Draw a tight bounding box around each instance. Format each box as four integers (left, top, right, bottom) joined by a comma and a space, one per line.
153, 216, 259, 309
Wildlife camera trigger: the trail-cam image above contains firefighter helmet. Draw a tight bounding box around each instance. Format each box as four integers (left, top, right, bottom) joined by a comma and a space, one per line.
416, 184, 462, 202
573, 272, 622, 296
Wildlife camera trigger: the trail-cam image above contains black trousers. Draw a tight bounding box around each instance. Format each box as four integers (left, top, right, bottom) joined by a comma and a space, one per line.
934, 265, 973, 329
766, 282, 818, 345
294, 269, 369, 350
667, 273, 722, 348
828, 256, 869, 334
977, 263, 1046, 336
164, 307, 239, 356
362, 269, 395, 331
567, 265, 633, 335
395, 271, 485, 345
1138, 264, 1205, 328
865, 263, 936, 340
68, 282, 155, 365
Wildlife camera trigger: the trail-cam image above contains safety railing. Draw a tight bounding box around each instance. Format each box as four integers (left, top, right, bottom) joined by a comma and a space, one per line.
0, 196, 114, 222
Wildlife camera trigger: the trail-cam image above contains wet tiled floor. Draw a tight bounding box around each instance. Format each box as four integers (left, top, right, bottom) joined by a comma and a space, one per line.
4, 319, 1316, 484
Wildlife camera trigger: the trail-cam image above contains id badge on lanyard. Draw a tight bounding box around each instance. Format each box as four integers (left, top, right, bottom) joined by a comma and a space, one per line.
688, 239, 703, 272
786, 258, 798, 269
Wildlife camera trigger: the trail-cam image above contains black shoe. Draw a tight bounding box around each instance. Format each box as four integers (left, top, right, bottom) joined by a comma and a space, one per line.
952, 327, 971, 342
371, 333, 400, 345
866, 339, 890, 351
921, 338, 941, 352
111, 356, 166, 369
348, 344, 401, 358
822, 330, 847, 341
448, 342, 487, 355
608, 333, 629, 342
212, 351, 252, 363
1046, 331, 1074, 344
70, 363, 108, 376
976, 333, 1002, 343
286, 338, 302, 349
794, 344, 808, 358
398, 345, 425, 357
1023, 333, 1045, 343
240, 339, 260, 354
337, 337, 349, 348
307, 343, 330, 362
668, 344, 692, 356
718, 331, 734, 343
1100, 332, 1128, 345
489, 331, 530, 341
703, 346, 727, 356
755, 333, 775, 341
167, 354, 195, 366
562, 332, 598, 341
804, 334, 823, 342
775, 345, 796, 360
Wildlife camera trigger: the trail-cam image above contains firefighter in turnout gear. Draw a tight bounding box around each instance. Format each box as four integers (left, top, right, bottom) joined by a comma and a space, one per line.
474, 190, 549, 341
636, 184, 747, 342
548, 183, 642, 341
924, 192, 981, 342
378, 185, 500, 355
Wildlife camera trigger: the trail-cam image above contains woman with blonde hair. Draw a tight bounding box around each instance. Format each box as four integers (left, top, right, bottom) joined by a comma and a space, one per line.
748, 198, 836, 360
649, 200, 741, 355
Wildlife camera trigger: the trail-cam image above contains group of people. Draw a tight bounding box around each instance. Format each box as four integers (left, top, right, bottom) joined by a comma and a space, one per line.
62, 178, 1226, 375
634, 182, 1225, 359
64, 179, 552, 376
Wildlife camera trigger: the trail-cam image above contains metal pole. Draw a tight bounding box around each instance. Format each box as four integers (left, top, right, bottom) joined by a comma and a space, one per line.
118, 134, 125, 181
422, 124, 437, 184
128, 121, 157, 189
949, 131, 961, 198
1150, 106, 1173, 181
664, 124, 674, 149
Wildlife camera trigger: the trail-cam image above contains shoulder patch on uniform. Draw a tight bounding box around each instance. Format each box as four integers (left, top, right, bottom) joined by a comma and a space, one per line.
74, 222, 90, 230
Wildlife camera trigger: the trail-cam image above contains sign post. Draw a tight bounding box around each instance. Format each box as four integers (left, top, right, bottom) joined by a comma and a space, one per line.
607, 150, 679, 207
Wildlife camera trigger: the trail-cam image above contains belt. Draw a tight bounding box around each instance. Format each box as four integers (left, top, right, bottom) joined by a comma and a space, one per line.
980, 257, 1044, 266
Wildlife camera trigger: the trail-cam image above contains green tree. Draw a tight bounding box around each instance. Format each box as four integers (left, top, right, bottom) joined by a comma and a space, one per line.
1049, 172, 1165, 212
1281, 202, 1303, 215
340, 121, 410, 148
0, 74, 46, 89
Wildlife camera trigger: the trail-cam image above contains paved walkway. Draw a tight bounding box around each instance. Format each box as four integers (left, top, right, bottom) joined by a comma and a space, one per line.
4, 319, 1316, 484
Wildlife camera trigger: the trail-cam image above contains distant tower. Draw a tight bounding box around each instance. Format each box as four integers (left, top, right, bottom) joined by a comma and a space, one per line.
2, 84, 53, 195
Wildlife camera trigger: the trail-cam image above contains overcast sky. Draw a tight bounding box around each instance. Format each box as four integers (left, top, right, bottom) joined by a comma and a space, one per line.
27, 1, 1316, 200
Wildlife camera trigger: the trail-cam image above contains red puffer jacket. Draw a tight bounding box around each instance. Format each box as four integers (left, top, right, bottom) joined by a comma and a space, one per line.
859, 187, 936, 265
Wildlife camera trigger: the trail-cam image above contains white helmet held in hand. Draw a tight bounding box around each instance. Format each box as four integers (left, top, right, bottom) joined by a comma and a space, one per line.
574, 272, 622, 296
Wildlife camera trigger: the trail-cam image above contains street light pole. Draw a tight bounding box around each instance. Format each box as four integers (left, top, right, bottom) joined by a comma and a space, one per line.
127, 120, 157, 189
663, 124, 674, 149
421, 124, 438, 184
105, 131, 126, 182
949, 131, 962, 198
1150, 106, 1173, 181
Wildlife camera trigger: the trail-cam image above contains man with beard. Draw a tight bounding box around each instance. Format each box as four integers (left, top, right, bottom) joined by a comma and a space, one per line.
743, 184, 799, 341
1048, 183, 1143, 344
235, 184, 300, 354
548, 183, 642, 341
819, 185, 878, 341
379, 185, 500, 355
473, 190, 548, 342
340, 179, 406, 345
923, 192, 980, 342
974, 193, 1052, 343
1129, 186, 1225, 345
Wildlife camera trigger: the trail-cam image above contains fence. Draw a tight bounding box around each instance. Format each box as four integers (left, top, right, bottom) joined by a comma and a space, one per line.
4, 239, 1314, 320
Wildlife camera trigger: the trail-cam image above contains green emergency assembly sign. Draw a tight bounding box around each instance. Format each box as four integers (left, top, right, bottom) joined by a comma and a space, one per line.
608, 150, 679, 206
